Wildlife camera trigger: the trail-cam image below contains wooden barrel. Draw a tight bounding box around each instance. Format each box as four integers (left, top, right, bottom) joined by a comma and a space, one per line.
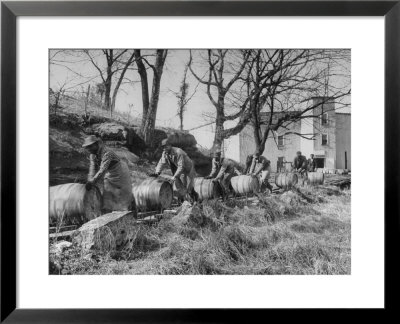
275, 173, 298, 189
285, 163, 293, 172
158, 174, 186, 201
307, 172, 324, 186
49, 183, 102, 226
230, 175, 260, 195
132, 178, 173, 211
194, 177, 223, 201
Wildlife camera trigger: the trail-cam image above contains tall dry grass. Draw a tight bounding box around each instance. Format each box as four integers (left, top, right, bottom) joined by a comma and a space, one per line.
53, 186, 351, 275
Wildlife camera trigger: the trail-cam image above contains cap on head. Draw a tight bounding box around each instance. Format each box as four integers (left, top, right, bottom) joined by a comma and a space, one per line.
160, 138, 170, 147
296, 151, 302, 155
82, 135, 99, 148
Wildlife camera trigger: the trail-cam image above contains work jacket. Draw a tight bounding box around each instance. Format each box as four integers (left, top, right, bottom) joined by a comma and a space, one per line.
156, 147, 194, 178
89, 145, 121, 184
89, 144, 132, 212
308, 158, 316, 172
209, 157, 241, 180
244, 155, 254, 174
249, 155, 270, 175
293, 155, 308, 171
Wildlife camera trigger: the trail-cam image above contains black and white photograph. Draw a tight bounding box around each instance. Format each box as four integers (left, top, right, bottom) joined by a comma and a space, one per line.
49, 48, 351, 275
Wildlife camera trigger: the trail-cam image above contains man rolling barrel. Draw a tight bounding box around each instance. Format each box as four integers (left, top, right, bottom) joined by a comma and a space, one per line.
150, 139, 198, 203
308, 154, 316, 172
82, 135, 134, 213
244, 154, 254, 175
294, 151, 308, 179
205, 151, 242, 199
248, 152, 273, 193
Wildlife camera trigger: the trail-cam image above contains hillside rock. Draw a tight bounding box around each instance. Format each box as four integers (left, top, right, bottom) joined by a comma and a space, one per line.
49, 240, 73, 274
152, 128, 197, 149
50, 127, 88, 185
279, 191, 304, 206
171, 201, 205, 227
87, 122, 146, 155
109, 147, 139, 168
50, 240, 73, 256
90, 122, 125, 140
72, 211, 137, 253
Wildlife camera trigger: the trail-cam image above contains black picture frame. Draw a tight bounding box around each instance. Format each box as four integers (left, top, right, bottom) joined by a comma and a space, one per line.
1, 1, 399, 322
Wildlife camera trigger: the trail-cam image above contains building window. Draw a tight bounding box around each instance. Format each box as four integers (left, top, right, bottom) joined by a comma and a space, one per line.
278, 135, 284, 147
321, 134, 328, 145
321, 112, 329, 125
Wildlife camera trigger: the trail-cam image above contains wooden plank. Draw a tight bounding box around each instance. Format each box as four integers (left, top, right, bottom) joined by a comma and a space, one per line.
50, 230, 76, 239
137, 210, 159, 218
49, 225, 78, 234
163, 209, 177, 214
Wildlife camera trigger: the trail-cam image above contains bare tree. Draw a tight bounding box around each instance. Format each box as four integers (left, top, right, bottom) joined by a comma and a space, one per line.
49, 78, 71, 115
170, 62, 199, 131
83, 49, 135, 116
50, 49, 138, 116
95, 83, 106, 106
189, 50, 252, 152
177, 64, 189, 130
84, 84, 91, 117
134, 49, 168, 146
243, 49, 351, 155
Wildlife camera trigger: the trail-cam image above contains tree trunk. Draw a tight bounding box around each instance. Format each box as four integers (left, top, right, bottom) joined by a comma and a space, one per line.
212, 96, 225, 152
84, 84, 90, 116
139, 50, 168, 147
111, 52, 135, 113
252, 100, 262, 155
134, 50, 150, 133
256, 126, 271, 156
54, 93, 60, 115
178, 65, 189, 131
104, 77, 112, 114
179, 111, 184, 130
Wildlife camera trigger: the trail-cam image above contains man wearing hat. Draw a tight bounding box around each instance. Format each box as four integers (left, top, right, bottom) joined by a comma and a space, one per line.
82, 135, 134, 213
244, 154, 254, 175
151, 139, 198, 202
247, 152, 273, 193
293, 151, 308, 178
205, 151, 242, 199
308, 154, 316, 172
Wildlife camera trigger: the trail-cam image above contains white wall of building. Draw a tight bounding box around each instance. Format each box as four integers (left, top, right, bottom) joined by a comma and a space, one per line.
300, 110, 315, 158
223, 134, 241, 162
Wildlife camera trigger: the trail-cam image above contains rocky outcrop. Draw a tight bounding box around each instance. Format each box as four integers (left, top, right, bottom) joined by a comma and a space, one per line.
72, 211, 137, 253
171, 201, 205, 227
